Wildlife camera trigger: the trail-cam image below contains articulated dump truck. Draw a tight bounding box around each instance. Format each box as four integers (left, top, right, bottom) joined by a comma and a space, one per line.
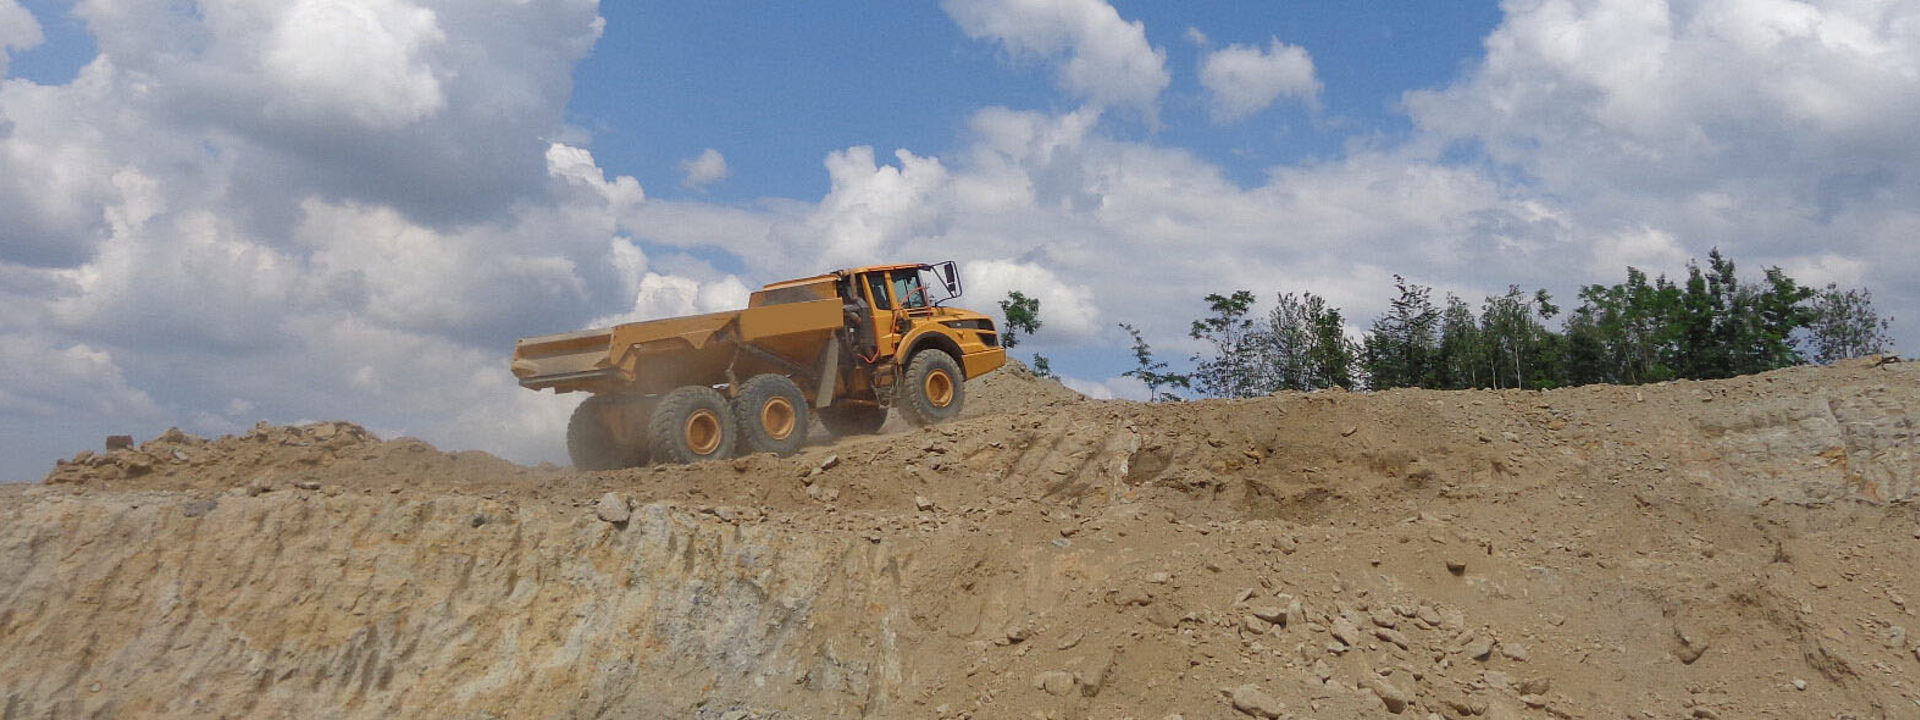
512, 261, 1006, 468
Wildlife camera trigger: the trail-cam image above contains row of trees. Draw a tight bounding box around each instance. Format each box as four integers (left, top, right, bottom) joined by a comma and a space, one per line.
1124, 249, 1894, 398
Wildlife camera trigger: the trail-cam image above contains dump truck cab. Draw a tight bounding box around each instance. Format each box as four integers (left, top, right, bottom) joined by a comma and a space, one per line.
512, 260, 1005, 469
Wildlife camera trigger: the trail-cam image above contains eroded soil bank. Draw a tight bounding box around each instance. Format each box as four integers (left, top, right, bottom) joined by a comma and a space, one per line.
5, 359, 1918, 718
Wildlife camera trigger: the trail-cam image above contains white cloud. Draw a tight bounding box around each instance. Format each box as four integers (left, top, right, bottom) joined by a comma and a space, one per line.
679, 148, 729, 189
942, 0, 1169, 117
260, 0, 448, 129
1182, 27, 1208, 47
1403, 0, 1920, 340
963, 259, 1101, 341
0, 0, 42, 77
1199, 37, 1320, 122
1060, 373, 1144, 401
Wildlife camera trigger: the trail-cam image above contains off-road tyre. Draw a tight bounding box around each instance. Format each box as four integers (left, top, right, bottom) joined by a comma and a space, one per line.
648, 386, 738, 465
567, 396, 645, 470
732, 374, 809, 457
899, 350, 964, 427
817, 403, 889, 436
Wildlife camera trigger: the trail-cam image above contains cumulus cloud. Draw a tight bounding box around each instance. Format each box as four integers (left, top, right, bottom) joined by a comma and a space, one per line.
1404, 0, 1920, 339
679, 148, 729, 190
942, 0, 1169, 117
0, 0, 41, 76
1199, 37, 1320, 122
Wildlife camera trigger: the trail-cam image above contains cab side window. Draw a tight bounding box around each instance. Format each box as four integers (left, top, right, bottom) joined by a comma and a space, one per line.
864, 272, 894, 311
893, 271, 927, 309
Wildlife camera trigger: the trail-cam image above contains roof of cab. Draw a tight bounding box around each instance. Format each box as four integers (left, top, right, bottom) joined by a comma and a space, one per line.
756, 263, 930, 292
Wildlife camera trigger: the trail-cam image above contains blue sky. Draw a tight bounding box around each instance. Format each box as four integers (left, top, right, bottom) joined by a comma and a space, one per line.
568, 2, 1503, 203
1, 0, 1915, 480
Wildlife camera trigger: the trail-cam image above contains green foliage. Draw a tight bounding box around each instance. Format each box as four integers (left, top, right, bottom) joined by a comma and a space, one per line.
1267, 292, 1358, 391
1478, 286, 1564, 389
1805, 284, 1894, 363
998, 291, 1042, 349
1144, 248, 1893, 401
1119, 323, 1188, 402
1361, 276, 1441, 390
1031, 354, 1057, 379
1189, 291, 1265, 398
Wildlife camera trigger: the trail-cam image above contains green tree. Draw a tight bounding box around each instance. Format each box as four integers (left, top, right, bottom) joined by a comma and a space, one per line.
1031, 354, 1058, 379
1361, 276, 1440, 390
1805, 284, 1895, 363
1189, 290, 1268, 398
998, 291, 1042, 349
1307, 299, 1359, 390
1478, 286, 1564, 389
1120, 323, 1189, 402
1432, 294, 1482, 389
1267, 292, 1357, 391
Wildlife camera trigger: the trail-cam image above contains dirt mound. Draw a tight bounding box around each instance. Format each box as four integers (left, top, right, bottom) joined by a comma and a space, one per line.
5, 358, 1920, 719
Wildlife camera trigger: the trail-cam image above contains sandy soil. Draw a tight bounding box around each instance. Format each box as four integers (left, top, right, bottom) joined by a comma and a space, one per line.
4, 357, 1918, 719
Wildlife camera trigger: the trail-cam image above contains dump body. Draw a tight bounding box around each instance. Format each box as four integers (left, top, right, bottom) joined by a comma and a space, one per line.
511, 297, 845, 398
511, 264, 1005, 408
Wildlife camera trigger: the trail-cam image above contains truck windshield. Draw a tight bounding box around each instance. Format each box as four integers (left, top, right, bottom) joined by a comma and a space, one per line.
892, 270, 928, 309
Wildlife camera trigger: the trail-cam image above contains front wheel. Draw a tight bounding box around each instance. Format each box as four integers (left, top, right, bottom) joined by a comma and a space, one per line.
648, 386, 738, 464
567, 396, 645, 470
732, 374, 809, 457
898, 351, 964, 426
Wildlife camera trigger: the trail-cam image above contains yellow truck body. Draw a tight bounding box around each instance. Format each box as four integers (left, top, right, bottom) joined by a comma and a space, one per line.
511, 262, 1005, 468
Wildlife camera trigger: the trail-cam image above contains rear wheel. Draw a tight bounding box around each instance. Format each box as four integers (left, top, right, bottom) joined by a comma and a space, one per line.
732, 374, 809, 457
567, 396, 645, 470
899, 351, 964, 426
648, 386, 738, 464
817, 403, 889, 436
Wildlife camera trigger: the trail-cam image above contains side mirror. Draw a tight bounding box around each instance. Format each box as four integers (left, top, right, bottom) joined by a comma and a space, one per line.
933, 260, 961, 297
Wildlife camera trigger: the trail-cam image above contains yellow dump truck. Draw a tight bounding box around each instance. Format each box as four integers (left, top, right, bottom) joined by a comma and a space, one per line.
512, 261, 1006, 468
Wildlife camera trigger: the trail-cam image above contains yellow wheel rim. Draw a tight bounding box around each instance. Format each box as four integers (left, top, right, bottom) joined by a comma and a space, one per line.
925, 369, 955, 408
685, 409, 722, 455
760, 397, 796, 440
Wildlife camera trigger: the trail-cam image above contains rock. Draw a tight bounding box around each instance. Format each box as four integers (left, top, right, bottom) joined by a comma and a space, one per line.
1032, 670, 1077, 696
1792, 678, 1807, 691
1251, 605, 1288, 625
292, 480, 321, 490
1515, 676, 1551, 695
1284, 595, 1303, 626
105, 435, 133, 451
1500, 643, 1529, 661
1370, 607, 1399, 628
1360, 674, 1412, 714
1075, 651, 1116, 697
1672, 627, 1709, 664
180, 499, 217, 518
817, 454, 841, 472
1331, 615, 1365, 648
1148, 571, 1172, 584
1446, 558, 1468, 575
914, 495, 935, 511
595, 492, 632, 524
1462, 633, 1495, 660
1374, 627, 1412, 650
1416, 605, 1443, 627
156, 427, 193, 444
1229, 684, 1286, 718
